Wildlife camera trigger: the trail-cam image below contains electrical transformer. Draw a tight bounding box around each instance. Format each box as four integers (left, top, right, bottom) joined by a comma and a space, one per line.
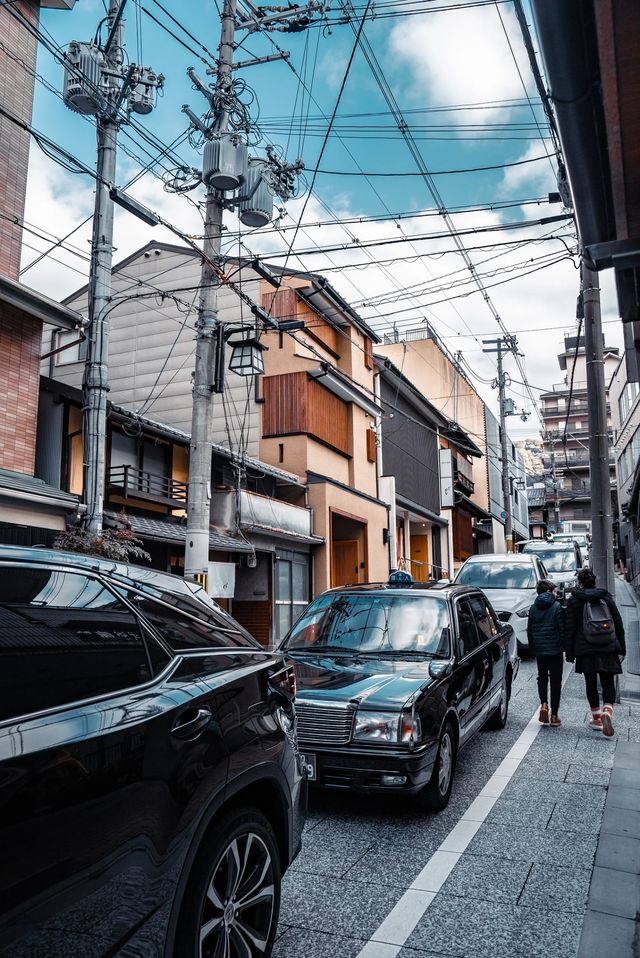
202, 134, 248, 191
239, 161, 273, 228
128, 68, 163, 115
63, 41, 105, 115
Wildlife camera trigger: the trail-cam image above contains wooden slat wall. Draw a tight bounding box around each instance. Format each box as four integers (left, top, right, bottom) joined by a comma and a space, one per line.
232, 600, 271, 647
305, 311, 340, 356
263, 371, 307, 436
262, 287, 298, 321
262, 372, 350, 455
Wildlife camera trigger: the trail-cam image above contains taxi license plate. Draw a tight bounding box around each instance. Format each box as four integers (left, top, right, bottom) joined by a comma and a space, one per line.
299, 752, 316, 781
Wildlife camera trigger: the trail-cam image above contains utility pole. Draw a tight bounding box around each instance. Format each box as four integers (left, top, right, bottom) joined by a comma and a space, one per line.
484, 337, 513, 551
82, 0, 122, 535
63, 0, 163, 534
582, 260, 615, 593
181, 0, 324, 587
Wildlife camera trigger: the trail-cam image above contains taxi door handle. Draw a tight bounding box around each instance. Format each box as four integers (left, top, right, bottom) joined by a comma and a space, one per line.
171, 706, 212, 740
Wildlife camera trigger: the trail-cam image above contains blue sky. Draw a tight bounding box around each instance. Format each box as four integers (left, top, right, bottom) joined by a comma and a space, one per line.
27, 0, 622, 436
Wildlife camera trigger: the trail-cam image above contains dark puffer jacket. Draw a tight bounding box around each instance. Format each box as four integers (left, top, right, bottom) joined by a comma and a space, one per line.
526, 592, 565, 656
564, 588, 626, 660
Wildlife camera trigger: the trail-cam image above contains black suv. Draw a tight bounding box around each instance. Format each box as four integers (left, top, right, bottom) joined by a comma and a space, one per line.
0, 546, 305, 958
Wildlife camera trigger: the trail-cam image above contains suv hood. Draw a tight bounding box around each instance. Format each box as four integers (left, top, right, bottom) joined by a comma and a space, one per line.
289, 651, 434, 709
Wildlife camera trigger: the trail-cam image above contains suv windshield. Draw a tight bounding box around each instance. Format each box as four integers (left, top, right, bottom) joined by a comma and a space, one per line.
282, 593, 451, 656
521, 544, 577, 573
456, 561, 535, 589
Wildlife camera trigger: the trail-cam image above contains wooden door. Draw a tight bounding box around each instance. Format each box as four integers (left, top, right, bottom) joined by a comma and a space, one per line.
331, 539, 359, 587
410, 534, 430, 582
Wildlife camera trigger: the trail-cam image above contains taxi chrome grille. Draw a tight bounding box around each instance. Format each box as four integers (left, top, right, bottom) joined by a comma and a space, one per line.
295, 701, 354, 746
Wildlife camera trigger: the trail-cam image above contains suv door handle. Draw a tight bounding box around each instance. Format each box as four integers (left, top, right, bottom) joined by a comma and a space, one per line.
171, 707, 212, 740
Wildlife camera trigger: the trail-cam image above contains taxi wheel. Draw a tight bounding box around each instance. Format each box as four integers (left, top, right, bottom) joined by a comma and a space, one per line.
422, 721, 456, 812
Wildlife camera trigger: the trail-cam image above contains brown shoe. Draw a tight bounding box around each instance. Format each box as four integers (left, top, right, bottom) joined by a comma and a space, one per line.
539, 704, 549, 724
550, 715, 562, 728
601, 706, 615, 737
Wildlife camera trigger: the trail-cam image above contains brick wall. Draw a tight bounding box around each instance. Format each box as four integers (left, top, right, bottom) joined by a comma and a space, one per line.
0, 1, 39, 280
0, 306, 42, 474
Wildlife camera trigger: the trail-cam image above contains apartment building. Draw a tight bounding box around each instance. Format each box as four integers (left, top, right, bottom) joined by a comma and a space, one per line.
539, 334, 619, 535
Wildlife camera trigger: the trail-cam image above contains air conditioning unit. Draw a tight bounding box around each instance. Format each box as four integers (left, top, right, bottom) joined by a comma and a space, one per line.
63, 41, 105, 115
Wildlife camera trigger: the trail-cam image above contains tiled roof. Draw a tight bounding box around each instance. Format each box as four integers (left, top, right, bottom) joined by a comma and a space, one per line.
125, 515, 254, 553
526, 487, 547, 507
0, 469, 78, 507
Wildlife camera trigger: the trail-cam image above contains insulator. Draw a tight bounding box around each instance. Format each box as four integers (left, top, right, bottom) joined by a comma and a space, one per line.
202, 135, 248, 191
239, 161, 273, 228
63, 41, 105, 115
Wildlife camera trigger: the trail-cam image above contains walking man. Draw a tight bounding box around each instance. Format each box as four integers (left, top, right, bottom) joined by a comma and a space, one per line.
527, 579, 565, 727
565, 568, 626, 736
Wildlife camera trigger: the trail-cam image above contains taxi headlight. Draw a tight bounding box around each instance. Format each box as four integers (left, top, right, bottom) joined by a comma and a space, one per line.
353, 710, 421, 744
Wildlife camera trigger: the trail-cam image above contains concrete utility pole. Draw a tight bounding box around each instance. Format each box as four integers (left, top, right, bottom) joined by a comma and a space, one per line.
184, 0, 237, 586
82, 0, 122, 534
182, 0, 321, 586
582, 260, 615, 593
64, 0, 163, 533
483, 338, 513, 551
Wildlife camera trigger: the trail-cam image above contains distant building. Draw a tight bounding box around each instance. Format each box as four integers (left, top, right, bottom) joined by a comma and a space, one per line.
609, 357, 640, 587
539, 334, 619, 536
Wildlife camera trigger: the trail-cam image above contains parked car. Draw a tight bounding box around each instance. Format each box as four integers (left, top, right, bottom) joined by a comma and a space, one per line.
548, 532, 591, 562
0, 545, 305, 958
454, 553, 547, 654
279, 578, 514, 811
519, 538, 584, 594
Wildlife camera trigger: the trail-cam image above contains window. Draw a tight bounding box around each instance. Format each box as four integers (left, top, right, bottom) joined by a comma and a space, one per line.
127, 592, 255, 651
469, 595, 498, 640
275, 552, 310, 644
55, 329, 87, 365
456, 598, 480, 657
619, 381, 640, 424
363, 337, 374, 370
0, 567, 166, 722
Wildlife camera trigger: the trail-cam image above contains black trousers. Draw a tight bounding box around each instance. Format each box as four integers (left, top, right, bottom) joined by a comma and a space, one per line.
536, 654, 564, 713
584, 672, 616, 708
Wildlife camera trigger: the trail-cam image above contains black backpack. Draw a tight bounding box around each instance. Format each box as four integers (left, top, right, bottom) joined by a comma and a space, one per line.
582, 598, 617, 647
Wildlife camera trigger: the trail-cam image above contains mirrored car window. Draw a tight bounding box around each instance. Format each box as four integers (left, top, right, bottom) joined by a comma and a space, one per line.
283, 593, 451, 656
469, 595, 498, 640
0, 567, 164, 722
456, 598, 480, 657
128, 592, 258, 651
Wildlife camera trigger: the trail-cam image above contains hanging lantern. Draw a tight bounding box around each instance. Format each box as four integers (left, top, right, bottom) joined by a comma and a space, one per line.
228, 337, 265, 376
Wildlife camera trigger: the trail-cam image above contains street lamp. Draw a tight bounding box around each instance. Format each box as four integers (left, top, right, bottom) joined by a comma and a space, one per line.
228, 336, 266, 377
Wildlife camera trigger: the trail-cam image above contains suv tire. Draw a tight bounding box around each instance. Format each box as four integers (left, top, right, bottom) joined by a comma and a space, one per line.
175, 806, 281, 957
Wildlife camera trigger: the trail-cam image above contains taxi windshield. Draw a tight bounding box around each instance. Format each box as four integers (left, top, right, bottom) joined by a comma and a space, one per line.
282, 593, 451, 656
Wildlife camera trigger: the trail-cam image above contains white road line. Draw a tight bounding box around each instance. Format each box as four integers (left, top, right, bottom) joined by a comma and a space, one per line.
356, 666, 572, 958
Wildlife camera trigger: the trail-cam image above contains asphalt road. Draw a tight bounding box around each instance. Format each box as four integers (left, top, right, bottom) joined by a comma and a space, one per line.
274, 651, 640, 958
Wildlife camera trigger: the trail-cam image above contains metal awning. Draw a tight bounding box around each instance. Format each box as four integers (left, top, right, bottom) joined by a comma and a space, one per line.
240, 522, 324, 546
308, 364, 382, 418
455, 493, 492, 522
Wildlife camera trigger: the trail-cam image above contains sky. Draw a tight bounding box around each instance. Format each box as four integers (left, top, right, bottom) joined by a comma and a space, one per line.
21, 0, 624, 441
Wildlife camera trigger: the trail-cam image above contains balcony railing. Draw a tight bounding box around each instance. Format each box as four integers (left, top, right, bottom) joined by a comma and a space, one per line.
107, 465, 188, 510
453, 456, 475, 495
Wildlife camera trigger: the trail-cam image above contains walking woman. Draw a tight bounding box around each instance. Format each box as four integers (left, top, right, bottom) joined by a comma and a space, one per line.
527, 579, 565, 727
565, 568, 626, 736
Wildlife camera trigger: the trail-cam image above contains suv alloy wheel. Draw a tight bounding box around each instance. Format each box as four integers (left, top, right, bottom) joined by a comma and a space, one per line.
175, 807, 281, 957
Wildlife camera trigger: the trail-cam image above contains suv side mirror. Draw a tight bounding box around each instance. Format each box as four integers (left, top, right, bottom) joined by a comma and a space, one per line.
429, 659, 453, 680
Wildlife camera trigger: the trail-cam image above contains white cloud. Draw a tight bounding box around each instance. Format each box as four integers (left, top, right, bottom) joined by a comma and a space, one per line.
389, 4, 531, 123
